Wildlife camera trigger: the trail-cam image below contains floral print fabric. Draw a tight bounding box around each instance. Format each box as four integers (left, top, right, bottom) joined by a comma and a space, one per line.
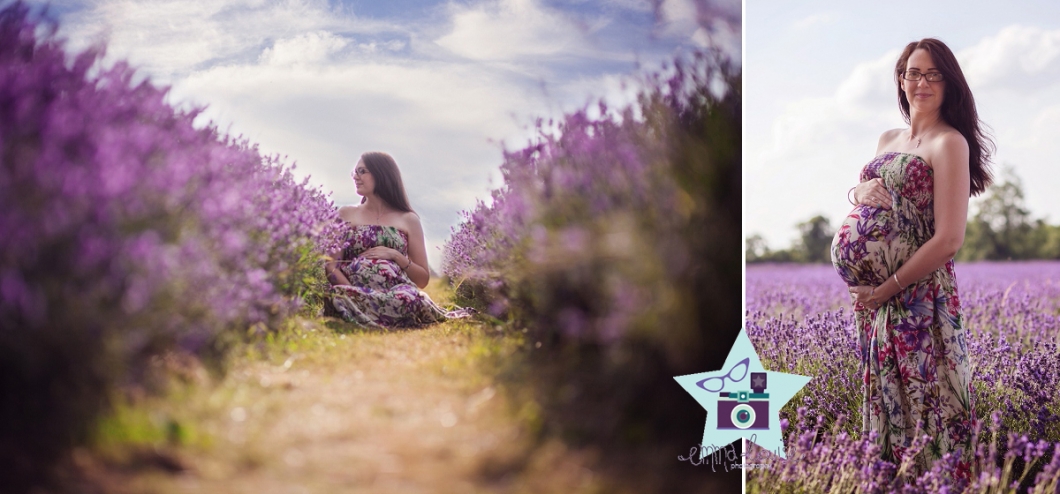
329, 224, 472, 329
830, 152, 976, 479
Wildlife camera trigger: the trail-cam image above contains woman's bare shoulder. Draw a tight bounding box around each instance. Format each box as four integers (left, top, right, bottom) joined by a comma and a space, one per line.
929, 130, 970, 168
937, 128, 968, 148
337, 204, 360, 220
399, 211, 423, 227
876, 128, 905, 152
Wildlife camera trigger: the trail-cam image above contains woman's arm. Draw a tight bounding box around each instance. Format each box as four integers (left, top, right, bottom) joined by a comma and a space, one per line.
869, 132, 971, 301
326, 211, 353, 286
325, 249, 351, 286
400, 213, 431, 289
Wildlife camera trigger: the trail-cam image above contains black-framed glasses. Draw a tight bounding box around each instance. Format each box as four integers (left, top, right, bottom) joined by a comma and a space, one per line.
902, 70, 944, 82
696, 357, 749, 392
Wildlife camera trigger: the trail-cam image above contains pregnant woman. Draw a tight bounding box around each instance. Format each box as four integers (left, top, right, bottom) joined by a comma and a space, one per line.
324, 152, 472, 328
831, 38, 993, 479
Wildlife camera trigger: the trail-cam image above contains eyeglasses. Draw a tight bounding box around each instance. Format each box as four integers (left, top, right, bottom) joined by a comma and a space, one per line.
902, 70, 944, 82
696, 357, 749, 392
351, 167, 371, 178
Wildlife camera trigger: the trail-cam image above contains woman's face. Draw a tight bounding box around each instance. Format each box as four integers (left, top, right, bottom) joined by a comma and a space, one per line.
901, 48, 946, 114
352, 159, 374, 196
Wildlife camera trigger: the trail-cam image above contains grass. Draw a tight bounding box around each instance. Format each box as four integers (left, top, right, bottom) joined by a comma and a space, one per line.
65, 280, 620, 494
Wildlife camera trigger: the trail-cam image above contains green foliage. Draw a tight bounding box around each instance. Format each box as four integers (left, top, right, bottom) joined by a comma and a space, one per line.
747, 216, 834, 264
958, 167, 1060, 261
796, 215, 835, 263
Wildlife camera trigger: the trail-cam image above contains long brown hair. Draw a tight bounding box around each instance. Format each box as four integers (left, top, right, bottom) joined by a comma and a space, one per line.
895, 38, 994, 196
359, 152, 413, 213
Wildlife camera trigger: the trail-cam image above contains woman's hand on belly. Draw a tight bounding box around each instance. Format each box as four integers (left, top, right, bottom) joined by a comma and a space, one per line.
360, 246, 402, 262
854, 178, 892, 209
849, 277, 902, 310
849, 286, 881, 310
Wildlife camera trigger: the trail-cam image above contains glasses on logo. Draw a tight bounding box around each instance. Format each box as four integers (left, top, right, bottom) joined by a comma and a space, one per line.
696, 357, 749, 392
902, 70, 944, 82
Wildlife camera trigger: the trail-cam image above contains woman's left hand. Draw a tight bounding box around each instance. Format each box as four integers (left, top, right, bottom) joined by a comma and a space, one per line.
855, 178, 892, 209
361, 246, 402, 262
850, 285, 884, 310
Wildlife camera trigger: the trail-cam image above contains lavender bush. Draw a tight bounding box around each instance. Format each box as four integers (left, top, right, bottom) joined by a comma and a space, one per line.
442, 48, 741, 488
746, 262, 1060, 493
0, 4, 343, 488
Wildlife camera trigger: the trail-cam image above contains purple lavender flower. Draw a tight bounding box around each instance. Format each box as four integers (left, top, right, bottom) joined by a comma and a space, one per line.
747, 261, 1060, 492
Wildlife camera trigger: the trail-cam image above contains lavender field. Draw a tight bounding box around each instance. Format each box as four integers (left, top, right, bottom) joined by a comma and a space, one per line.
0, 5, 345, 488
746, 262, 1060, 493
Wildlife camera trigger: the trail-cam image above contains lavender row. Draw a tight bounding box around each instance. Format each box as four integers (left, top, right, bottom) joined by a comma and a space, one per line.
443, 50, 740, 348
746, 262, 1060, 492
0, 5, 344, 487
440, 47, 742, 480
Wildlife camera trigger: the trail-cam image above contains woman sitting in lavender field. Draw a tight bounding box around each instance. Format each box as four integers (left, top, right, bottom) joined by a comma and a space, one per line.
324, 152, 472, 328
831, 38, 991, 480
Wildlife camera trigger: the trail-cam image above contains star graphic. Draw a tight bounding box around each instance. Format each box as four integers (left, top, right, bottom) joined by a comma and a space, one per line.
674, 328, 811, 459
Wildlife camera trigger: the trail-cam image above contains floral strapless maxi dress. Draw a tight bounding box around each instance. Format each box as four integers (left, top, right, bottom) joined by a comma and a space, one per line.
830, 152, 976, 479
329, 224, 473, 329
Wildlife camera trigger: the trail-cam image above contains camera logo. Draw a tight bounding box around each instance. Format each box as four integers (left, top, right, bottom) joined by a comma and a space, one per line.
697, 357, 770, 430
674, 329, 810, 459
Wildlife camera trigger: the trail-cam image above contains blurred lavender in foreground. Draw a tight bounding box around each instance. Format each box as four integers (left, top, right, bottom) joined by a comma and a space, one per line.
746, 262, 1060, 493
442, 35, 741, 489
0, 3, 344, 488
443, 50, 739, 351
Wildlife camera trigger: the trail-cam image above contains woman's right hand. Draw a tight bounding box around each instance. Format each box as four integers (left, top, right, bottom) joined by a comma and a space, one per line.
855, 178, 892, 209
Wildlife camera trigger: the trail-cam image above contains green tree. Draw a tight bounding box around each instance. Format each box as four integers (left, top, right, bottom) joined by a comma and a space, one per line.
796, 215, 834, 263
746, 233, 769, 262
959, 167, 1037, 260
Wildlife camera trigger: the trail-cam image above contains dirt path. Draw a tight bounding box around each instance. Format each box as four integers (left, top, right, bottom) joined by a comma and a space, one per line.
77, 316, 609, 494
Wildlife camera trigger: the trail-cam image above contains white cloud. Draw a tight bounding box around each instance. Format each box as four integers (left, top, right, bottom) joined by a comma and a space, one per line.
653, 0, 740, 60
691, 16, 740, 58
959, 25, 1060, 90
834, 50, 900, 111
655, 0, 698, 40
62, 0, 394, 81
757, 50, 901, 168
260, 31, 350, 66
357, 40, 407, 54
434, 0, 589, 61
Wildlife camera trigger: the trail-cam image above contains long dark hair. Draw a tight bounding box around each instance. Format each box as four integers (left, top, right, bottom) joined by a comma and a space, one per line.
895, 38, 994, 196
359, 152, 414, 213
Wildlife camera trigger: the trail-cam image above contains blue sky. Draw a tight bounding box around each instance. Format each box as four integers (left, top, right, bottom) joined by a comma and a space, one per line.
32, 0, 738, 268
746, 1, 1060, 250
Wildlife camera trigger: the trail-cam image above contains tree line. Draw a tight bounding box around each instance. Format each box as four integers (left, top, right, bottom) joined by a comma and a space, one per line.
747, 168, 1060, 263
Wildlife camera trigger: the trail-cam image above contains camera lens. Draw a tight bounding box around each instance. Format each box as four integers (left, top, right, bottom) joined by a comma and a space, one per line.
731, 404, 756, 430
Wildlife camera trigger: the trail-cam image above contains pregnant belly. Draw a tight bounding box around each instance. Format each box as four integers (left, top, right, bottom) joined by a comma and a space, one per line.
343, 258, 407, 288
831, 206, 907, 287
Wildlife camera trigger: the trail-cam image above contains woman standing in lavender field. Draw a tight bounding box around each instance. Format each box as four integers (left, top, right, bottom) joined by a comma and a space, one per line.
323, 152, 472, 328
830, 38, 993, 479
